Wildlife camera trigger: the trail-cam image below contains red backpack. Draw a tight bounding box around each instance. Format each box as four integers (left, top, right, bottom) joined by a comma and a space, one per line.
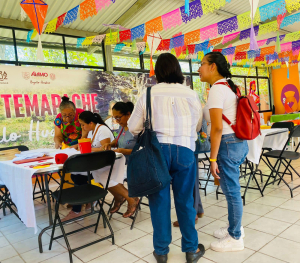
216, 82, 261, 140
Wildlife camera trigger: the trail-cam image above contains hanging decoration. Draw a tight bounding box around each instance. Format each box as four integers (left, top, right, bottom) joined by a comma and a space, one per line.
80, 0, 98, 21
202, 0, 226, 14
131, 24, 145, 40
170, 35, 185, 49
105, 32, 118, 45
200, 23, 218, 41
44, 18, 58, 34
217, 16, 238, 35
26, 30, 33, 43
235, 43, 250, 53
240, 26, 259, 41
113, 43, 126, 52
147, 32, 162, 77
82, 36, 96, 46
63, 5, 79, 25
20, 0, 48, 62
209, 37, 223, 47
259, 0, 286, 22
95, 0, 112, 11
222, 32, 239, 44
157, 39, 171, 51
145, 17, 164, 36
180, 0, 203, 23
258, 21, 278, 36
56, 13, 67, 30
93, 34, 106, 44
161, 9, 182, 30
285, 0, 300, 13
292, 40, 300, 55
184, 29, 200, 45
185, 0, 190, 16
119, 29, 131, 42
257, 39, 267, 47
281, 12, 300, 28
284, 31, 300, 42
237, 10, 261, 30
136, 42, 146, 53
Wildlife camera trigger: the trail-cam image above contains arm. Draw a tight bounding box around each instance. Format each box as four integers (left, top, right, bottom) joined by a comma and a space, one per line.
54, 126, 63, 149
128, 94, 144, 136
92, 138, 111, 152
81, 129, 88, 139
196, 99, 203, 132
102, 138, 117, 150
209, 108, 223, 179
114, 148, 132, 155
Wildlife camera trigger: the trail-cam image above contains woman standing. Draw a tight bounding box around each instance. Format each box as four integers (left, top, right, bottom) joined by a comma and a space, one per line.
102, 102, 140, 218
54, 96, 87, 149
128, 53, 204, 263
199, 52, 248, 252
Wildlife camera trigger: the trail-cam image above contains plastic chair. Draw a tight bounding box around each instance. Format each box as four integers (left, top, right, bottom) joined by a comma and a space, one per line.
38, 151, 116, 263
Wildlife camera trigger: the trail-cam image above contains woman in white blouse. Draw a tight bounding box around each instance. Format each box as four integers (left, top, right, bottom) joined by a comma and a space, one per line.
77, 111, 138, 218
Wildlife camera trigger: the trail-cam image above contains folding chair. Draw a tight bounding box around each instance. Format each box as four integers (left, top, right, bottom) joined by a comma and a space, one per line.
0, 181, 19, 218
260, 122, 295, 183
197, 152, 213, 196
262, 125, 300, 198
108, 179, 148, 230
38, 151, 116, 263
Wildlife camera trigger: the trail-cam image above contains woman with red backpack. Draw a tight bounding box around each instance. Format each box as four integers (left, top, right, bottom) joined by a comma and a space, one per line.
199, 52, 249, 252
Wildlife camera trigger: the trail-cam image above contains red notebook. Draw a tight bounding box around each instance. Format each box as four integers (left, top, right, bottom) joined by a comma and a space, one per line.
13, 156, 53, 164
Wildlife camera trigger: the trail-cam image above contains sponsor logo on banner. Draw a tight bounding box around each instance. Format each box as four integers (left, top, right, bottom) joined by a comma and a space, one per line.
0, 71, 8, 84
22, 72, 30, 80
50, 73, 55, 80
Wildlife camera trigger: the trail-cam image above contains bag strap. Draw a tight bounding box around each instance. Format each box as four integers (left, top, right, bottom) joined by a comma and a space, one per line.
91, 124, 102, 145
145, 87, 153, 130
116, 127, 124, 146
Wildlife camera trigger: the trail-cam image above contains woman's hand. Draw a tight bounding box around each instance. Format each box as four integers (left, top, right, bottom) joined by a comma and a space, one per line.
210, 162, 220, 179
113, 148, 124, 154
55, 141, 62, 149
102, 143, 111, 151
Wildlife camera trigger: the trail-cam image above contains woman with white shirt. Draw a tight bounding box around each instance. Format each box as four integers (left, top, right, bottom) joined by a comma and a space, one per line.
77, 111, 138, 218
128, 53, 205, 263
199, 52, 248, 252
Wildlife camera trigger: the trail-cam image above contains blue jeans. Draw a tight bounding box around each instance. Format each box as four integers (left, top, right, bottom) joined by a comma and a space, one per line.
217, 134, 248, 239
148, 144, 198, 255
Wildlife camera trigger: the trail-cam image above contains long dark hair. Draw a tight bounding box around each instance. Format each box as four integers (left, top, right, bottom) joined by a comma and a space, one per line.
59, 96, 76, 111
205, 52, 238, 94
79, 111, 110, 130
112, 101, 134, 114
155, 53, 184, 84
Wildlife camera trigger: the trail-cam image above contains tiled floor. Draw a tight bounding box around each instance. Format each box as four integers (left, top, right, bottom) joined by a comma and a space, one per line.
1, 159, 300, 263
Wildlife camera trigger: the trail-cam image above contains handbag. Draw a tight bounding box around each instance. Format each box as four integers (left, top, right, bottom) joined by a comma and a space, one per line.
195, 121, 210, 154
127, 87, 171, 197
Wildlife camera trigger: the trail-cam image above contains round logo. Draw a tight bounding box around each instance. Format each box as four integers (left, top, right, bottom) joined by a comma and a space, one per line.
50, 73, 56, 80
281, 84, 299, 113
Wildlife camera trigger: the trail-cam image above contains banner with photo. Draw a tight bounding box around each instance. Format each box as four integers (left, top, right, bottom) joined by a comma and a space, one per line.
0, 66, 191, 149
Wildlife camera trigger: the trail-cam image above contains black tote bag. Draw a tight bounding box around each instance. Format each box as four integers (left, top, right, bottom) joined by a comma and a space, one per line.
127, 87, 171, 197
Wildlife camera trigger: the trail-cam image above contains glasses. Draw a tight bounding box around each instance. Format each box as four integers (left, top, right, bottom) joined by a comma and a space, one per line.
62, 113, 75, 119
200, 61, 209, 67
113, 115, 124, 121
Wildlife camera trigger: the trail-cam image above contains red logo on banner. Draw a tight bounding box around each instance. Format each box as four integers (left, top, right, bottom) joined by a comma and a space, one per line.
22, 72, 30, 80
50, 73, 55, 81
0, 71, 8, 81
31, 72, 48, 77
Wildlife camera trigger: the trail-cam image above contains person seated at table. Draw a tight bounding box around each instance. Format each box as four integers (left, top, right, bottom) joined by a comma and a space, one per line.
102, 102, 140, 217
105, 100, 120, 137
54, 96, 87, 149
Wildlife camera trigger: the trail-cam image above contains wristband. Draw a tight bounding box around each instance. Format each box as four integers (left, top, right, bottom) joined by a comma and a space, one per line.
210, 158, 217, 162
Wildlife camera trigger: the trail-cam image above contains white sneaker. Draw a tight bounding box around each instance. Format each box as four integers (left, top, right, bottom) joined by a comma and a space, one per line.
214, 225, 245, 239
210, 234, 244, 252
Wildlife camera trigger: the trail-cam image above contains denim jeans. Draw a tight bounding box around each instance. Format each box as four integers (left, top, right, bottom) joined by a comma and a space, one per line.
148, 144, 198, 255
217, 134, 249, 239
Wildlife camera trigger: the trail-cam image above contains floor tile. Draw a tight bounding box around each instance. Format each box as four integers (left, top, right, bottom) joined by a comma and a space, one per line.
94, 218, 129, 236
111, 227, 147, 246
253, 196, 288, 207
74, 240, 118, 262
134, 218, 154, 234
38, 252, 82, 263
204, 248, 255, 263
247, 217, 291, 235
279, 224, 300, 243
202, 206, 228, 219
243, 252, 285, 263
243, 228, 275, 251
267, 189, 295, 199
89, 248, 138, 263
2, 255, 25, 263
279, 199, 300, 212
0, 244, 18, 261
20, 241, 66, 263
264, 208, 300, 224
260, 237, 300, 263
243, 203, 275, 216
116, 211, 151, 226
196, 216, 216, 230
5, 227, 39, 244
0, 236, 9, 248
0, 222, 28, 236
123, 235, 154, 258
12, 233, 51, 255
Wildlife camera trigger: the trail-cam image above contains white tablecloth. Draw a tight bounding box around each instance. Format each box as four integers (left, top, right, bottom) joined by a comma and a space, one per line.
0, 148, 125, 232
247, 128, 289, 164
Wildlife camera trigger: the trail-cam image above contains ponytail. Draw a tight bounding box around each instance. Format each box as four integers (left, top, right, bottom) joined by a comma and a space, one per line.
112, 101, 134, 114
205, 52, 238, 94
79, 111, 107, 127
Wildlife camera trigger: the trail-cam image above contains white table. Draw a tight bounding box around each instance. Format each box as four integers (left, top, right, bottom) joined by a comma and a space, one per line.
0, 149, 124, 233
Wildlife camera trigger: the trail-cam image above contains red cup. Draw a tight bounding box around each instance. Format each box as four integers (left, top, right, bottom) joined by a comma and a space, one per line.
78, 139, 92, 154
55, 153, 68, 164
